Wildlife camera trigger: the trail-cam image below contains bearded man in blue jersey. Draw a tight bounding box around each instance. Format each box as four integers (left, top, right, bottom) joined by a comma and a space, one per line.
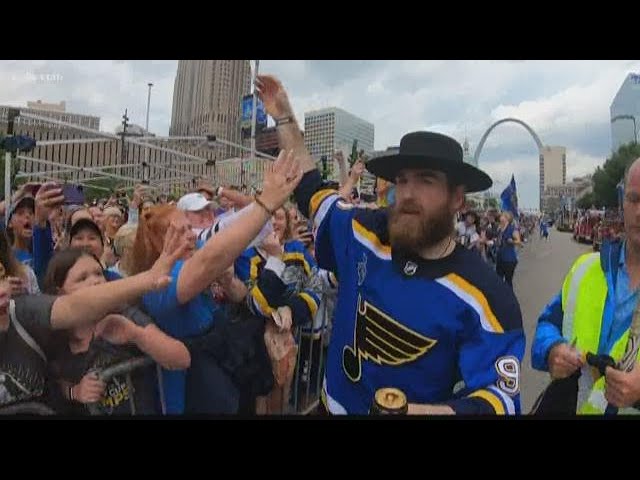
256, 75, 525, 415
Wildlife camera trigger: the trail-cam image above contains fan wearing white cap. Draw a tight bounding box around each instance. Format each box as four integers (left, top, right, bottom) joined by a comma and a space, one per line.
176, 192, 215, 236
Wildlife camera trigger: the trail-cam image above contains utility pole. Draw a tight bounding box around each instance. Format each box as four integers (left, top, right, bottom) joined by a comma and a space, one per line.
4, 109, 19, 226
120, 109, 129, 185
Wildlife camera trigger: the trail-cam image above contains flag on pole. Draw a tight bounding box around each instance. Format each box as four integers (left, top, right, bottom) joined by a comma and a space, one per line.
500, 174, 519, 218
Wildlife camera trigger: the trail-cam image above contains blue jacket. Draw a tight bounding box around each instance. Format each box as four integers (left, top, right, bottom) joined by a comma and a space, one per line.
32, 222, 121, 284
531, 240, 624, 371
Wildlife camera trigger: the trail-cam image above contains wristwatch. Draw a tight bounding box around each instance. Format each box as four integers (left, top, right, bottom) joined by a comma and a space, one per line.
275, 116, 293, 127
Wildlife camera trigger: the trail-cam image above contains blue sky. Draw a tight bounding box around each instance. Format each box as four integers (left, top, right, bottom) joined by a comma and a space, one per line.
1, 60, 638, 208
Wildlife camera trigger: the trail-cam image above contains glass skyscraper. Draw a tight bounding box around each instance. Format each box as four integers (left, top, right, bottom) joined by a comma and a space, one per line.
304, 107, 374, 180
610, 72, 640, 152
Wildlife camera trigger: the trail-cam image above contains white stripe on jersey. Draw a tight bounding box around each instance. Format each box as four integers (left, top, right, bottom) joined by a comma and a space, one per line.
198, 204, 273, 247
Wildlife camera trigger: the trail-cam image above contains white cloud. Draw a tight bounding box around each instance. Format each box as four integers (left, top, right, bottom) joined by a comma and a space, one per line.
483, 156, 540, 189
565, 149, 603, 179
1, 59, 639, 208
367, 80, 384, 94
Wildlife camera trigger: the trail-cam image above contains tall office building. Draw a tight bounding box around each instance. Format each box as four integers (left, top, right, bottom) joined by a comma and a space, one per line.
303, 107, 374, 180
610, 72, 640, 152
0, 100, 99, 130
170, 60, 251, 159
539, 145, 566, 210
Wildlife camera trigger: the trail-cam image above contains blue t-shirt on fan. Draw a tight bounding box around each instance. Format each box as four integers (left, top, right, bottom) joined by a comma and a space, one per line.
141, 259, 218, 414
498, 224, 518, 263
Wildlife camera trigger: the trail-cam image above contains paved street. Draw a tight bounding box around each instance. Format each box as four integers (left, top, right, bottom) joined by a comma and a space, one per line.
514, 228, 592, 413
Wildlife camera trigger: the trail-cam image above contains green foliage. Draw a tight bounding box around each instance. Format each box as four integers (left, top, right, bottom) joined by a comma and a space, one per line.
483, 197, 499, 210
0, 149, 20, 197
576, 191, 595, 210
82, 177, 122, 203
592, 142, 640, 208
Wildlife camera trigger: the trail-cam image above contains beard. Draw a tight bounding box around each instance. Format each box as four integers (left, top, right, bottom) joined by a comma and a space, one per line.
388, 199, 454, 254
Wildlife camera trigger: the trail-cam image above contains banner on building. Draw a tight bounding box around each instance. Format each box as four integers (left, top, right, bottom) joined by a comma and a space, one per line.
241, 94, 267, 139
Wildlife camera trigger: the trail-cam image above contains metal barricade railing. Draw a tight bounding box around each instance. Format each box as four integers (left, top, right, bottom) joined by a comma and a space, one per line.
0, 401, 56, 415
87, 356, 155, 416
257, 297, 331, 416
291, 318, 329, 415
277, 297, 331, 416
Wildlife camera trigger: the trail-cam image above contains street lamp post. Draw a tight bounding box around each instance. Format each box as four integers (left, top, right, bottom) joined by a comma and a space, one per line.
145, 82, 153, 133
250, 60, 260, 162
143, 82, 153, 185
243, 60, 260, 193
611, 114, 637, 145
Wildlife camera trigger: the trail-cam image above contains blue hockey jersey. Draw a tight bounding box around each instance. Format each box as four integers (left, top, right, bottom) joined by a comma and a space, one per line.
235, 240, 323, 332
296, 170, 526, 415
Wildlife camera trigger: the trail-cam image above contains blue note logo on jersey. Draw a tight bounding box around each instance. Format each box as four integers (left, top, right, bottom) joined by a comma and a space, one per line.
342, 295, 438, 382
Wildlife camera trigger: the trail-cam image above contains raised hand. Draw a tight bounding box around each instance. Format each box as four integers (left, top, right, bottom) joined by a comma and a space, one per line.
147, 221, 192, 291
350, 160, 365, 180
13, 182, 40, 203
35, 182, 64, 228
260, 231, 283, 258
255, 75, 292, 119
259, 150, 303, 213
130, 184, 147, 210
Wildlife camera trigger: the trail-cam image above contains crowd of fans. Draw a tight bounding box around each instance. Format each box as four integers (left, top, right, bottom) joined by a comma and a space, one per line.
0, 136, 544, 415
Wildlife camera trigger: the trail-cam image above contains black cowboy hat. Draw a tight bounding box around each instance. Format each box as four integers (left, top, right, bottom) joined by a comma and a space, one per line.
366, 131, 492, 193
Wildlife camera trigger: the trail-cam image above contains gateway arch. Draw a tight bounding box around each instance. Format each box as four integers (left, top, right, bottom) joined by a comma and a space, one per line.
473, 118, 548, 210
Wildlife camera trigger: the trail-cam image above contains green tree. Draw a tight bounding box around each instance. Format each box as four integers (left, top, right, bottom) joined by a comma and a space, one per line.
82, 177, 122, 203
592, 143, 640, 207
483, 197, 499, 210
0, 149, 21, 198
576, 191, 596, 210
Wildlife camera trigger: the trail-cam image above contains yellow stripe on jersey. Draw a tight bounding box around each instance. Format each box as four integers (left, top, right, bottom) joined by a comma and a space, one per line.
352, 219, 391, 259
299, 292, 319, 317
250, 255, 262, 282
310, 189, 337, 220
469, 389, 506, 415
251, 285, 274, 316
439, 273, 504, 334
282, 252, 311, 276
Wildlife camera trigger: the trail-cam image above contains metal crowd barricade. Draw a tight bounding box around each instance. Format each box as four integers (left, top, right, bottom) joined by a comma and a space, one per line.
0, 402, 56, 415
291, 305, 330, 415
87, 356, 156, 416
260, 292, 329, 416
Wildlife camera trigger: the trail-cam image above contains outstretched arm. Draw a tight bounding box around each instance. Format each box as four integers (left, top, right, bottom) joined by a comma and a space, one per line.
95, 314, 191, 370
256, 75, 316, 175
176, 150, 302, 304
338, 160, 365, 201
334, 151, 349, 187
50, 223, 190, 330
